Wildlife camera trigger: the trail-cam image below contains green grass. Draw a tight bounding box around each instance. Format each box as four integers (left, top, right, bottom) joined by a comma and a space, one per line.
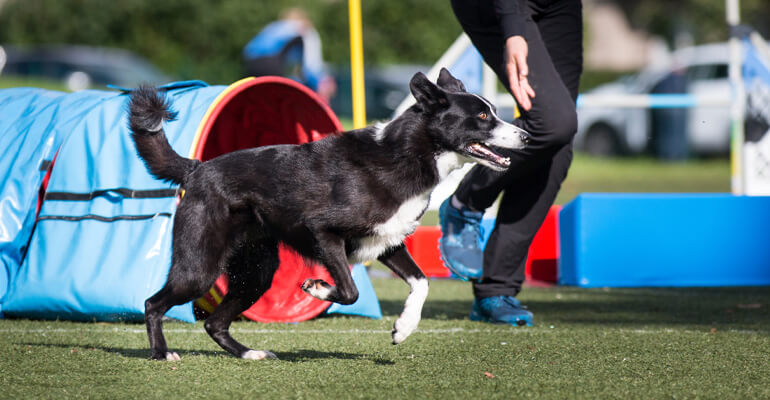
1, 279, 768, 399
556, 154, 731, 205
0, 76, 69, 91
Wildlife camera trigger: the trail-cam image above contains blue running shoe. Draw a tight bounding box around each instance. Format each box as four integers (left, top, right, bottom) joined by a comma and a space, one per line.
470, 296, 534, 326
438, 197, 484, 280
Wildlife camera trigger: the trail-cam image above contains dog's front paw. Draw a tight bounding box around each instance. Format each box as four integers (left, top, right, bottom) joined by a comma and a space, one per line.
301, 279, 333, 301
392, 311, 420, 345
392, 277, 428, 345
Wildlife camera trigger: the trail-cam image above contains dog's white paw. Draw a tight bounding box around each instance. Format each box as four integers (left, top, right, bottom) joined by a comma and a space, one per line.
392, 311, 420, 345
241, 350, 277, 360
165, 352, 181, 361
301, 279, 332, 301
392, 277, 428, 345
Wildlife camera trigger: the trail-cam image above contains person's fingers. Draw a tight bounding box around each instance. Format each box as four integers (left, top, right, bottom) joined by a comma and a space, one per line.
513, 74, 532, 111
514, 52, 534, 110
518, 88, 532, 111
506, 62, 524, 108
515, 52, 529, 78
519, 81, 533, 111
522, 78, 535, 98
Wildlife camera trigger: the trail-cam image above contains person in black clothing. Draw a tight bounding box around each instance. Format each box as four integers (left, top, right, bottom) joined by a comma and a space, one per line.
650, 68, 689, 160
439, 0, 583, 325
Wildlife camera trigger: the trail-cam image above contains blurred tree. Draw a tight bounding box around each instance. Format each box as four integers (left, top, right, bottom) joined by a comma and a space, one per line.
5, 0, 765, 87
614, 0, 770, 47
0, 0, 462, 84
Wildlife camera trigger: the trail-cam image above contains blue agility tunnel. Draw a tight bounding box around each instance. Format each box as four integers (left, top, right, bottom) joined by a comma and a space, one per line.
0, 78, 379, 322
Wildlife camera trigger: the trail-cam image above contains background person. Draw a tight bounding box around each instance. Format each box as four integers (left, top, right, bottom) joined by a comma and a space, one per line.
242, 8, 336, 103
650, 66, 689, 160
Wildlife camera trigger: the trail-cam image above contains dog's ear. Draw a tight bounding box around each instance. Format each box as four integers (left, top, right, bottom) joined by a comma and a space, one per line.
436, 67, 466, 92
410, 72, 448, 111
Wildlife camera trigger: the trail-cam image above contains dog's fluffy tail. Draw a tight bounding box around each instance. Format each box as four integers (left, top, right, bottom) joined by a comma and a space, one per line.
128, 85, 199, 185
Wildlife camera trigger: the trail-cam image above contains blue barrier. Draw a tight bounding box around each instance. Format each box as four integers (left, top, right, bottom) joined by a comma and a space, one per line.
559, 193, 770, 287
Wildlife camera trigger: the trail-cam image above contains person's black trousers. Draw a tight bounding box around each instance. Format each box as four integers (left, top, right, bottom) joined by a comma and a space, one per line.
450, 0, 583, 298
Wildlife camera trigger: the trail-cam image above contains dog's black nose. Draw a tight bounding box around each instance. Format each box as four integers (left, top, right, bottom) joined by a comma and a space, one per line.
520, 132, 531, 145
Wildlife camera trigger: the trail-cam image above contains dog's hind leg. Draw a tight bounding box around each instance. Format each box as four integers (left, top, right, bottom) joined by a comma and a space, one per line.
378, 244, 429, 344
145, 204, 232, 361
145, 268, 220, 361
300, 233, 359, 305
204, 238, 280, 360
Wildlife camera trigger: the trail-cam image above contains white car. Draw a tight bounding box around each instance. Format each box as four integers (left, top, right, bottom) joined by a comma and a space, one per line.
576, 43, 732, 157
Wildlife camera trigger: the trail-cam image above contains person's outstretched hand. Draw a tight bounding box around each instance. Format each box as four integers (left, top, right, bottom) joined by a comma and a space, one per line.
505, 35, 536, 111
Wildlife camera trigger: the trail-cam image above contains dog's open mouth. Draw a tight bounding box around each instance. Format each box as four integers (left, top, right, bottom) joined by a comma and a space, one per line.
465, 142, 511, 169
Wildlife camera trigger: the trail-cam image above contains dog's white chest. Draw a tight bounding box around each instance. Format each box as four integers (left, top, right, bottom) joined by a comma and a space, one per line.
349, 194, 430, 263
435, 152, 472, 180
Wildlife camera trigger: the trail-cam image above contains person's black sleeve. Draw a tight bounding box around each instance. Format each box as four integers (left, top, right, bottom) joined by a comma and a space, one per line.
493, 0, 528, 40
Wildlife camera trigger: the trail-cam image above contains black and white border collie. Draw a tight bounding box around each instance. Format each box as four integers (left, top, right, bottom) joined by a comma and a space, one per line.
128, 68, 529, 361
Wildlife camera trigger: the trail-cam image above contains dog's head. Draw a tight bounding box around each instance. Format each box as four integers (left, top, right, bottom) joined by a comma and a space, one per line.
409, 68, 530, 171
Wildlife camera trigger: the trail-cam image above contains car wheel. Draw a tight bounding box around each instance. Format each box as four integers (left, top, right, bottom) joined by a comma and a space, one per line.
584, 123, 620, 156
65, 71, 91, 92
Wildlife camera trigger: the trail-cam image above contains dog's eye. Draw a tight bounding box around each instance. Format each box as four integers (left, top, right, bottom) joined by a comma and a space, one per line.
478, 112, 488, 120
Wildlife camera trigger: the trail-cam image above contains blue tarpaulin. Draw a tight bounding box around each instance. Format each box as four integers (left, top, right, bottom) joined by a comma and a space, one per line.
0, 88, 113, 311
0, 82, 220, 322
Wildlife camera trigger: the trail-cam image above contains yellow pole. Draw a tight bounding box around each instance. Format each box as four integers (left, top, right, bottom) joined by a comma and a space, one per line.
348, 0, 366, 128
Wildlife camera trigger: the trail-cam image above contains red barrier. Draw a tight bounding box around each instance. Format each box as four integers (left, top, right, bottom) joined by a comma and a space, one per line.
525, 205, 560, 282
405, 205, 561, 282
403, 226, 450, 278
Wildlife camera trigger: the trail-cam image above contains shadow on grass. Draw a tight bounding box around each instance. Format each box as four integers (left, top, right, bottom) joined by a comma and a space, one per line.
378, 299, 472, 320
20, 342, 395, 364
525, 286, 770, 329
380, 286, 769, 330
20, 342, 222, 359
274, 349, 395, 365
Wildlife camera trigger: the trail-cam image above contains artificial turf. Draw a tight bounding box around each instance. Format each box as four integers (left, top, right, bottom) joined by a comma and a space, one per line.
1, 278, 768, 399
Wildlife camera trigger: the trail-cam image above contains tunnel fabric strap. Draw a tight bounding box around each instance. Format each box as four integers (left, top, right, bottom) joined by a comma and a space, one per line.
43, 188, 179, 201
39, 188, 177, 223
37, 213, 172, 222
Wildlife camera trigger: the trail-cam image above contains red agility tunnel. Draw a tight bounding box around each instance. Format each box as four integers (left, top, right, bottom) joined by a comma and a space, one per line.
192, 77, 342, 322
